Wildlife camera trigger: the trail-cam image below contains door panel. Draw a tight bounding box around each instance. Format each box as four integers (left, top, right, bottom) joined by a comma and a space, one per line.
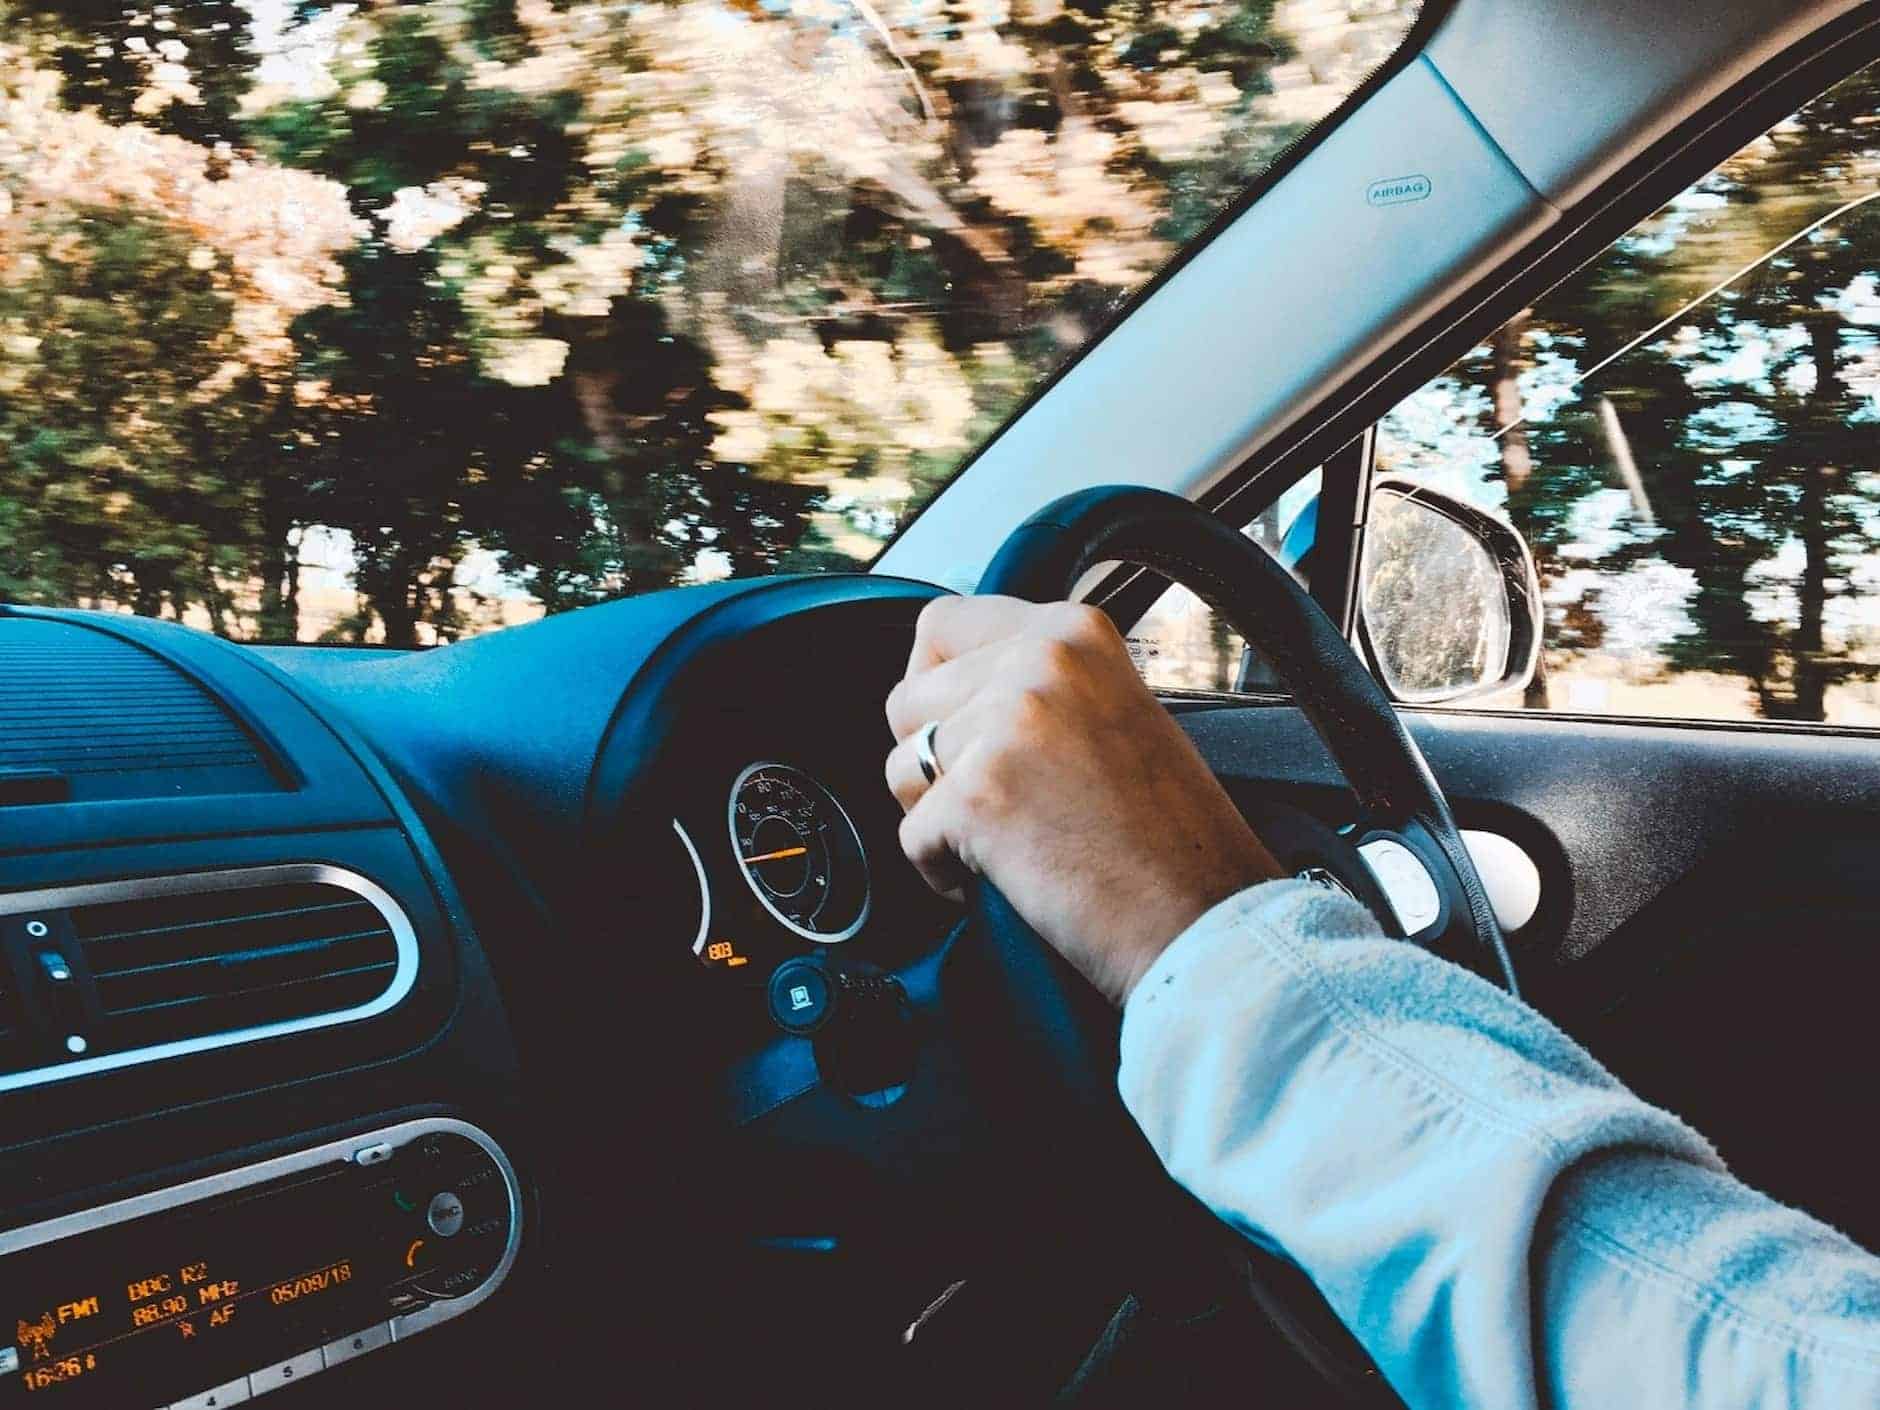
1179, 702, 1880, 1247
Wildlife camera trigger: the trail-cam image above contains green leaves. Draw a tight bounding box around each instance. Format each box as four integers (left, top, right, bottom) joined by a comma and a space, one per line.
1, 0, 1421, 641
1381, 60, 1880, 723
0, 202, 263, 619
16, 0, 255, 145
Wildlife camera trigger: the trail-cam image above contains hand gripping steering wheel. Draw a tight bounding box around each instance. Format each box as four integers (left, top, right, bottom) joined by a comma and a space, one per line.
932, 486, 1515, 1404
971, 484, 1515, 990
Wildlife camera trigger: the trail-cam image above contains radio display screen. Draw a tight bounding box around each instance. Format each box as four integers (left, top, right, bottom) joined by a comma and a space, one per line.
0, 1159, 408, 1408
0, 1126, 514, 1410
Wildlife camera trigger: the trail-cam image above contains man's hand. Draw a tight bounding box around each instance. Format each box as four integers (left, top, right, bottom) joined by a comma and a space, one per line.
885, 595, 1283, 1004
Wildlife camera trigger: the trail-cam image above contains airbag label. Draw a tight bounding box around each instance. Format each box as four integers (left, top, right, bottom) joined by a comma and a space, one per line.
1367, 174, 1432, 207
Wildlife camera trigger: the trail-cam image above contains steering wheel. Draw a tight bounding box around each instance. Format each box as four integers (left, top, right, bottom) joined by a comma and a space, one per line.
975, 484, 1515, 987
931, 485, 1516, 1403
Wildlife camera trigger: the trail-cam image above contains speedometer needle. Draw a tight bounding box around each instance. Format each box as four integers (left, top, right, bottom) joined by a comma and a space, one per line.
744, 845, 808, 864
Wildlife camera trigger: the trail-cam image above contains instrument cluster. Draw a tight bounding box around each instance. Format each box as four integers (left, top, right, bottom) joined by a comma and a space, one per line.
663, 759, 906, 986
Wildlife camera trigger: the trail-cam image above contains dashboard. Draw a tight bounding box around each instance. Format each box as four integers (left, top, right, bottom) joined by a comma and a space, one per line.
6, 547, 1830, 1408
0, 575, 959, 1406
0, 569, 1615, 1406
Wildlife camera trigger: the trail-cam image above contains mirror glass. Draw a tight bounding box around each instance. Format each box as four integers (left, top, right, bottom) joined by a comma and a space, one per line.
1361, 487, 1511, 702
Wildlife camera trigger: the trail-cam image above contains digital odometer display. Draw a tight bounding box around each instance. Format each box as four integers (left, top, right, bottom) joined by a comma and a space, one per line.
728, 763, 870, 944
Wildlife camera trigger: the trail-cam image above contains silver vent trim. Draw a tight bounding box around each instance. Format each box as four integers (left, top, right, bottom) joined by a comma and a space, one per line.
0, 864, 419, 1094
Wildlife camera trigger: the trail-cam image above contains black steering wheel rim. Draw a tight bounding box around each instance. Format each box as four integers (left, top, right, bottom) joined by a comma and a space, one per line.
974, 483, 1516, 991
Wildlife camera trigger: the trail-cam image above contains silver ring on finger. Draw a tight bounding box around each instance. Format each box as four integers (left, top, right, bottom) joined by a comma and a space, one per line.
915, 719, 944, 785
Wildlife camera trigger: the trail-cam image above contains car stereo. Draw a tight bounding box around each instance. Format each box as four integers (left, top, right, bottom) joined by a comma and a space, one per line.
0, 1117, 520, 1409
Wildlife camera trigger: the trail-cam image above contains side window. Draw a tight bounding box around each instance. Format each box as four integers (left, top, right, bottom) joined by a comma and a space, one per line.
1377, 61, 1880, 725
1127, 469, 1320, 693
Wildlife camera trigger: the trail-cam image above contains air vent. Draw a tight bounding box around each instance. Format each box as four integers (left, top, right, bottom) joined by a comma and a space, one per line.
0, 617, 281, 802
79, 880, 401, 1047
0, 866, 416, 1089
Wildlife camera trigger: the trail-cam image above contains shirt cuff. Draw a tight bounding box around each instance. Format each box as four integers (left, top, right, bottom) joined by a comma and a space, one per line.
1123, 875, 1383, 1033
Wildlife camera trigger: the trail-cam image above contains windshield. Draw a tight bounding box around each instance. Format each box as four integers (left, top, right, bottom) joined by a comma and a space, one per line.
0, 0, 1416, 644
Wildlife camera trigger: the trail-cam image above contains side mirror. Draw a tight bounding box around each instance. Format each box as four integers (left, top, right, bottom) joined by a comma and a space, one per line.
1356, 478, 1541, 704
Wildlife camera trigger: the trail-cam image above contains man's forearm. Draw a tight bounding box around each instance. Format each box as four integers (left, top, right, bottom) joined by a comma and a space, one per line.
1118, 878, 1880, 1408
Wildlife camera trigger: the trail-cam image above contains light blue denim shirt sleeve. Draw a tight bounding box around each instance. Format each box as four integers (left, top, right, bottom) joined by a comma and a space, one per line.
1117, 878, 1880, 1409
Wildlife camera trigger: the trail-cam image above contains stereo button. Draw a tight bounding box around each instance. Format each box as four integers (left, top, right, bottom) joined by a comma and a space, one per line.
413, 1261, 492, 1299
249, 1349, 323, 1396
171, 1378, 252, 1408
322, 1322, 393, 1367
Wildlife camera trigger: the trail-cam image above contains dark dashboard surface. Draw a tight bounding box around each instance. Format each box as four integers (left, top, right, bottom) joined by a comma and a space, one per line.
7, 569, 1872, 1404
0, 576, 961, 1405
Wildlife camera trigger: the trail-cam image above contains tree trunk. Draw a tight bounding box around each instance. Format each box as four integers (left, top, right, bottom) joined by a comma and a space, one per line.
1791, 466, 1830, 723
256, 506, 298, 641
1252, 501, 1282, 550
1208, 613, 1237, 692
1492, 310, 1549, 708
1594, 396, 1654, 523
361, 547, 423, 649
1781, 317, 1841, 724
377, 580, 421, 649
284, 535, 302, 637
1491, 313, 1533, 492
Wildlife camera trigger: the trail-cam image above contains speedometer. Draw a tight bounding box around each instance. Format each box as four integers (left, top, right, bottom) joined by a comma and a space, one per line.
729, 762, 870, 943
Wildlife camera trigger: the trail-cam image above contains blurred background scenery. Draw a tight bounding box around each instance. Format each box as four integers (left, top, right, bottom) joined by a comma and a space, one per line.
1378, 59, 1880, 724
0, 0, 1415, 643
1, 1, 1877, 727
1116, 58, 1880, 727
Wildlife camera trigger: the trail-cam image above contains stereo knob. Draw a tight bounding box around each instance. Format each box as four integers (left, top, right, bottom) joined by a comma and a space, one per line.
395, 1136, 511, 1302
427, 1190, 465, 1237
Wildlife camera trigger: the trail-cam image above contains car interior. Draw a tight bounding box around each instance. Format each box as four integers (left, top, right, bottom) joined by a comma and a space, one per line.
2, 0, 1878, 1405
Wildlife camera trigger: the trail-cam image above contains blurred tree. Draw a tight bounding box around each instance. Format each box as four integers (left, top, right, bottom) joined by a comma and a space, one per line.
248, 3, 833, 639
1657, 206, 1880, 719
1382, 60, 1880, 722
287, 242, 495, 646
12, 0, 255, 145
0, 0, 1424, 640
0, 202, 275, 621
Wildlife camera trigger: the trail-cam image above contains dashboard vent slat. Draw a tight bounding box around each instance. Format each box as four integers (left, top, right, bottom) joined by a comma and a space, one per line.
100, 965, 398, 1052
74, 882, 367, 940
70, 877, 406, 1053
93, 929, 396, 1014
0, 619, 281, 800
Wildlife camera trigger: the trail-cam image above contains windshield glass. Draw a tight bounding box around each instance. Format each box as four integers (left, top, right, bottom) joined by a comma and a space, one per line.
0, 0, 1416, 644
